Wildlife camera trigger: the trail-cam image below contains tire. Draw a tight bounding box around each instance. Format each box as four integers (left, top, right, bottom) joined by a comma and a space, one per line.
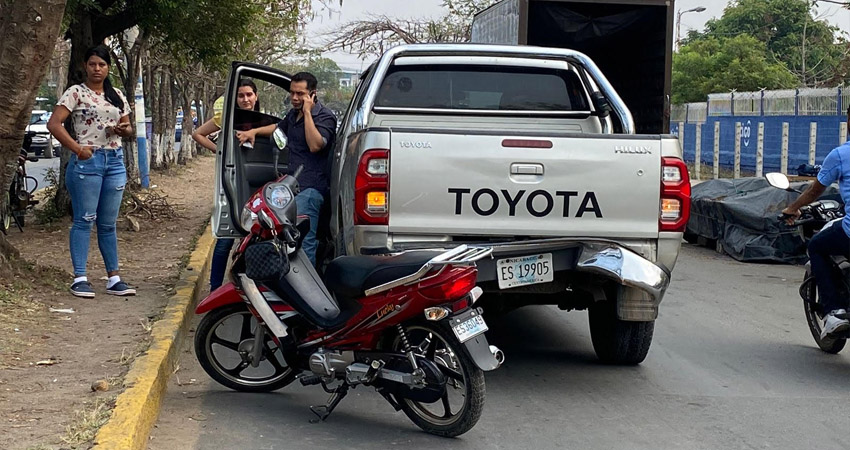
1, 191, 10, 232
801, 272, 846, 354
683, 232, 699, 244
392, 322, 485, 438
194, 303, 297, 392
589, 300, 655, 365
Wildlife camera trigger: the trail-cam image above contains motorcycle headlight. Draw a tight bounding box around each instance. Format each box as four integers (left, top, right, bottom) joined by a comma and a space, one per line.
267, 185, 293, 209
240, 205, 258, 230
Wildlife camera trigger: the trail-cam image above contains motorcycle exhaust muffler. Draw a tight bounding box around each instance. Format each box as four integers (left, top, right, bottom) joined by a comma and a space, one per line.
489, 345, 505, 366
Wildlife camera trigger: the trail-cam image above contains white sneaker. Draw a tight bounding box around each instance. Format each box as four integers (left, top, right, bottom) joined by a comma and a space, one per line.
821, 309, 850, 340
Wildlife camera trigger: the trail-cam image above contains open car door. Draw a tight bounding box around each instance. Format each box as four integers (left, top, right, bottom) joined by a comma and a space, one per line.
213, 62, 291, 237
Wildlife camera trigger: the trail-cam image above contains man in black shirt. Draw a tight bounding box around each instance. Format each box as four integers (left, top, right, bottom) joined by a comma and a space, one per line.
238, 72, 337, 265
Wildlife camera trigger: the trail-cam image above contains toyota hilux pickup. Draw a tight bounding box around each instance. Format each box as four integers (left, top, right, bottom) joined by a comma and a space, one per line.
213, 44, 690, 365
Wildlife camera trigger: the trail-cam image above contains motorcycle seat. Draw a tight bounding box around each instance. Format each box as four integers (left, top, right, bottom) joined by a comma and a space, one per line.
323, 250, 444, 299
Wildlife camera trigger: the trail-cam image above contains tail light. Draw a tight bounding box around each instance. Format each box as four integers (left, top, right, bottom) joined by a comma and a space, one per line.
659, 157, 691, 232
355, 149, 389, 225
420, 267, 478, 300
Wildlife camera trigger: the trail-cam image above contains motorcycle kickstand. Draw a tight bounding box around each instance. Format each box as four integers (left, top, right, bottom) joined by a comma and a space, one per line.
376, 387, 401, 411
309, 383, 349, 423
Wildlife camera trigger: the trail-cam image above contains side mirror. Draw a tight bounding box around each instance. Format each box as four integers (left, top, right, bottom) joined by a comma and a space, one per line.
765, 172, 791, 190
590, 92, 611, 118
272, 127, 288, 152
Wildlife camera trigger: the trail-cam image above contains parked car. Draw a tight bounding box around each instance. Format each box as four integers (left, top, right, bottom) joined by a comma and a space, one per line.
27, 110, 59, 158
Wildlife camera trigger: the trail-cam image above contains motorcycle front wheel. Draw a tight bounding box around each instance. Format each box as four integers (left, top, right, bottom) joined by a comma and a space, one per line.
392, 322, 485, 438
195, 303, 296, 392
802, 273, 846, 354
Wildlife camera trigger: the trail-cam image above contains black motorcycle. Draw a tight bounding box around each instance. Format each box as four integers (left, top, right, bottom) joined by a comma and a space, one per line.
1, 132, 39, 233
767, 172, 848, 353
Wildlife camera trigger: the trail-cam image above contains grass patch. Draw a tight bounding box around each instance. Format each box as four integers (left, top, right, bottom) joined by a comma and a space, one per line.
0, 260, 66, 367
61, 397, 115, 448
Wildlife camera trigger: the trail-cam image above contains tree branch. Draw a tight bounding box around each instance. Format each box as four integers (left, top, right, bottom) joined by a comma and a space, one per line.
92, 8, 138, 42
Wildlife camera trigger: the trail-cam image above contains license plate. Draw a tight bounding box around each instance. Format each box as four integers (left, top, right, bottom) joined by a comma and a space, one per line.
452, 314, 488, 343
496, 253, 554, 289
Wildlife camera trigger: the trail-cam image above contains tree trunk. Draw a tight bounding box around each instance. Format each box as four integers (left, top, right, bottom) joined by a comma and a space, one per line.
177, 79, 195, 165
0, 0, 67, 264
117, 30, 146, 187
193, 80, 205, 155
54, 10, 95, 216
144, 57, 159, 171
166, 69, 179, 166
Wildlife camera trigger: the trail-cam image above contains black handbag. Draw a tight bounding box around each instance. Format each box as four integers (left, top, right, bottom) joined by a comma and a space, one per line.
244, 239, 290, 281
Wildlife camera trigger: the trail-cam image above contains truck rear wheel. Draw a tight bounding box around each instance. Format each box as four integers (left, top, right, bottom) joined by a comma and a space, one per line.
588, 300, 654, 365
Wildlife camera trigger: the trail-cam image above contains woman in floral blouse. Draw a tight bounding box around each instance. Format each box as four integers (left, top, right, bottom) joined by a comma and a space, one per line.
47, 45, 135, 298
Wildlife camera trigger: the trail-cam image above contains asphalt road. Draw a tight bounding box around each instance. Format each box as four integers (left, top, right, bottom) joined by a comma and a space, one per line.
149, 244, 850, 450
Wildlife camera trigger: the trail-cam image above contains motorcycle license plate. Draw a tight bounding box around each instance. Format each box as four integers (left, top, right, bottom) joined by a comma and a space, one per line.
451, 312, 488, 343
496, 253, 553, 289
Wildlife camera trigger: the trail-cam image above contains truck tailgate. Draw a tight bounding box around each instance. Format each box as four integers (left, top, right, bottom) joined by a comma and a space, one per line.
388, 130, 662, 239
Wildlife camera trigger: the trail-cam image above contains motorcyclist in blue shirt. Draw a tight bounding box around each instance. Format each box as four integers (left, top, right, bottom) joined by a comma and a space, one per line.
783, 107, 850, 339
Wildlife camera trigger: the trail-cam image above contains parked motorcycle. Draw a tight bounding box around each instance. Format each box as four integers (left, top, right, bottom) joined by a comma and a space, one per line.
1, 132, 39, 233
767, 172, 848, 353
194, 130, 503, 437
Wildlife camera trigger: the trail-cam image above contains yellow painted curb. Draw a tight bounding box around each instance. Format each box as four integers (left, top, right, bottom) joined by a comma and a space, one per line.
94, 223, 215, 450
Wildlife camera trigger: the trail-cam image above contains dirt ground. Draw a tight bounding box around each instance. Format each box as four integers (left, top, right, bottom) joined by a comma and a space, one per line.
0, 153, 215, 450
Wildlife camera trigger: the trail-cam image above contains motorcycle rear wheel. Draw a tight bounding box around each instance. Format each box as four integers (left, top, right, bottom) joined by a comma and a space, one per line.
802, 273, 846, 354
195, 303, 297, 392
392, 322, 485, 438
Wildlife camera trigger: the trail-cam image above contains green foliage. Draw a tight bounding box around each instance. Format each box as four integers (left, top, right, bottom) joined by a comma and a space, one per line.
33, 168, 64, 226
673, 34, 798, 104
680, 0, 850, 92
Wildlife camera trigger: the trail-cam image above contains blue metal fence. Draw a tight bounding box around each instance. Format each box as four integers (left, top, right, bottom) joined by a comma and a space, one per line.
671, 115, 847, 174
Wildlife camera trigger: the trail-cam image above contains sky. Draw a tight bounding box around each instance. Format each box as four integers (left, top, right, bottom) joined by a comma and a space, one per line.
305, 0, 850, 70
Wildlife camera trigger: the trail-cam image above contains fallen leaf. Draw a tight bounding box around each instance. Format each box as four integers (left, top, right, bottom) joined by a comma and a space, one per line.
35, 359, 58, 366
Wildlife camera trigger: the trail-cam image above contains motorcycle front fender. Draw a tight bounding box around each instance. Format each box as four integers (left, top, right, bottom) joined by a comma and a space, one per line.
195, 282, 242, 314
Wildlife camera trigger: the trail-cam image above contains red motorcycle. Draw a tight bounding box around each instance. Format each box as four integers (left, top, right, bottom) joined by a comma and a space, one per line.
194, 162, 502, 437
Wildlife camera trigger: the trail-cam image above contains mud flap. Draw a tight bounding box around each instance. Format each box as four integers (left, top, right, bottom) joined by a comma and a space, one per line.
462, 334, 499, 371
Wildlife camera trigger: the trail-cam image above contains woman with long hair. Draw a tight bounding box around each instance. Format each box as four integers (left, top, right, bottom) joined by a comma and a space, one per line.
47, 45, 135, 298
192, 78, 259, 291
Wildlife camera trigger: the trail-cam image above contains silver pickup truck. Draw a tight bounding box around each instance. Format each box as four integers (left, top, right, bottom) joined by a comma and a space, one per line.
329, 44, 690, 365
214, 44, 690, 365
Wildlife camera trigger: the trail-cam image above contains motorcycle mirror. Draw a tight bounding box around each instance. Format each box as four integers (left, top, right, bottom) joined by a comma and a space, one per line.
272, 127, 288, 151
765, 172, 791, 190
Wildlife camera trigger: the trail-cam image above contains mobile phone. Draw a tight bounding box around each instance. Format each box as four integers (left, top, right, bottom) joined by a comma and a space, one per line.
311, 91, 317, 102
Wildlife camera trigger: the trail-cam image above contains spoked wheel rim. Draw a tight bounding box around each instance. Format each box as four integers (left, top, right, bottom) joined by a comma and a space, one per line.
204, 309, 293, 386
395, 325, 469, 426
1, 191, 10, 231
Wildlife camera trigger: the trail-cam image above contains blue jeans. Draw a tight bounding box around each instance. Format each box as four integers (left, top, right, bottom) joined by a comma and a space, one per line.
66, 148, 127, 277
808, 221, 850, 313
210, 238, 235, 290
296, 188, 324, 266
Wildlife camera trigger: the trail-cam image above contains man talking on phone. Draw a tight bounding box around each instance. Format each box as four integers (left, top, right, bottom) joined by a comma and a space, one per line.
238, 72, 337, 266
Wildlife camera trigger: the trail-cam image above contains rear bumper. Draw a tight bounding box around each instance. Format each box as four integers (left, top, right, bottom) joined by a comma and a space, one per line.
380, 238, 671, 320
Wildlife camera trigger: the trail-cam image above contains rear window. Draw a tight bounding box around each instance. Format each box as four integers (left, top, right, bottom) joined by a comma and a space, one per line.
374, 64, 589, 112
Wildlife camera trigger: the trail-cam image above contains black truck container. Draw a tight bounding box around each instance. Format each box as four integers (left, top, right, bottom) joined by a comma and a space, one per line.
471, 0, 675, 134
